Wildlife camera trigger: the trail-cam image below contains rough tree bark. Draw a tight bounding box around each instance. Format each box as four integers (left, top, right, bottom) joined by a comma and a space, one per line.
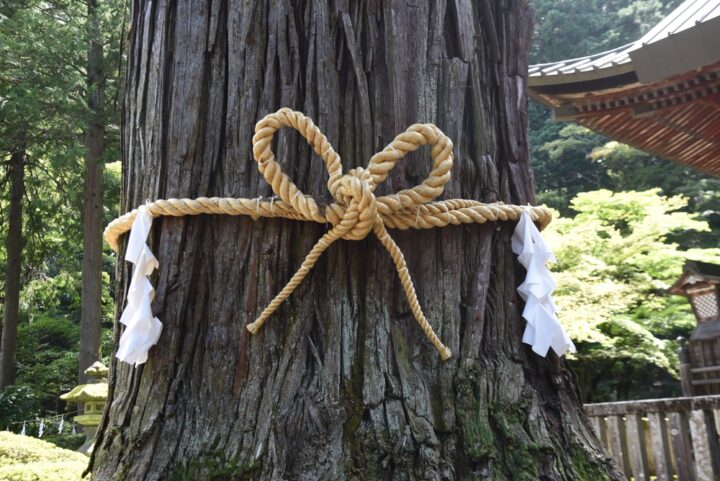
79, 0, 105, 383
92, 1, 623, 480
0, 144, 25, 389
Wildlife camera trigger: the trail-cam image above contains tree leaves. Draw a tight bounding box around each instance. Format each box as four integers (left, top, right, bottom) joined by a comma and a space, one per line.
545, 189, 720, 401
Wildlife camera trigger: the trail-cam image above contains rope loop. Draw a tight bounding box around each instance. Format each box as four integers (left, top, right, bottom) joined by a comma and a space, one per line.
245, 110, 456, 358
104, 108, 554, 361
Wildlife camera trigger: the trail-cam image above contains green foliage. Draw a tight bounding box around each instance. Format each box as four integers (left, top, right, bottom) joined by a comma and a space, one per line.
0, 316, 80, 427
530, 0, 681, 63
0, 431, 87, 481
41, 433, 85, 452
589, 142, 720, 247
0, 460, 86, 481
0, 1, 125, 281
545, 190, 720, 401
0, 386, 43, 428
16, 318, 79, 396
21, 273, 82, 321
0, 0, 124, 425
532, 123, 609, 212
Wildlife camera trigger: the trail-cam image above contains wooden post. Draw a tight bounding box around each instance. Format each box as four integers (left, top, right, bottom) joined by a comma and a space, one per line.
688, 409, 720, 481
625, 413, 650, 481
589, 415, 603, 441
647, 412, 673, 481
668, 411, 695, 481
606, 415, 631, 476
679, 337, 694, 397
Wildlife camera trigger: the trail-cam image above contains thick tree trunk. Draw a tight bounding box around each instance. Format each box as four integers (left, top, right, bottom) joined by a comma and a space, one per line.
79, 0, 105, 383
0, 145, 25, 389
92, 1, 622, 480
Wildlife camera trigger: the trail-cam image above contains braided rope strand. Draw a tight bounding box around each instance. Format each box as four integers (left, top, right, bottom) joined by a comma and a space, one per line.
105, 108, 553, 361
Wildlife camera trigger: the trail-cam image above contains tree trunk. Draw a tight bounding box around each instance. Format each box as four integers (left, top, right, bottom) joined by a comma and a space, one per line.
0, 145, 25, 389
91, 1, 622, 480
79, 0, 105, 383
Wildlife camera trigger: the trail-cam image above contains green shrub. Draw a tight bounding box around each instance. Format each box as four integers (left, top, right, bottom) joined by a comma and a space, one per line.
0, 460, 86, 481
0, 432, 87, 480
41, 433, 85, 451
0, 316, 81, 428
0, 386, 42, 428
18, 316, 80, 353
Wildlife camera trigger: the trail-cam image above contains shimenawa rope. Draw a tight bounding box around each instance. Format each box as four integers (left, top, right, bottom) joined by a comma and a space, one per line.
105, 108, 552, 361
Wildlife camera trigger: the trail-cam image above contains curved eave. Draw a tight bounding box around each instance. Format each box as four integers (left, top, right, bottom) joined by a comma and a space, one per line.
529, 70, 641, 103
529, 0, 720, 92
528, 63, 635, 88
529, 43, 637, 89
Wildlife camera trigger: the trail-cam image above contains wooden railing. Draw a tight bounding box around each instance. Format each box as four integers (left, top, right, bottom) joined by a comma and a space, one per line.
585, 395, 720, 481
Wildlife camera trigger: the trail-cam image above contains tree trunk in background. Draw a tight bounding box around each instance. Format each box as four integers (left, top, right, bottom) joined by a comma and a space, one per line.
91, 1, 622, 479
79, 0, 105, 383
0, 145, 25, 389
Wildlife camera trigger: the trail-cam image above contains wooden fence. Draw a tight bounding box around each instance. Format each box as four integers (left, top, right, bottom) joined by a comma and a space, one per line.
585, 395, 720, 481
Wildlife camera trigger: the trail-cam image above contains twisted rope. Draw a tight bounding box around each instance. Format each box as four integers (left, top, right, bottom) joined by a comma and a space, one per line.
105, 108, 552, 361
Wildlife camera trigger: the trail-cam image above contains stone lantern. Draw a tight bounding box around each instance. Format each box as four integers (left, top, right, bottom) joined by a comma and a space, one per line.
669, 261, 720, 396
60, 361, 109, 454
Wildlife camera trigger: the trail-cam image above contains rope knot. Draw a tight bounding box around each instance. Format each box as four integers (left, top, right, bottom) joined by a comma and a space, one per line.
245, 109, 455, 360
337, 168, 377, 240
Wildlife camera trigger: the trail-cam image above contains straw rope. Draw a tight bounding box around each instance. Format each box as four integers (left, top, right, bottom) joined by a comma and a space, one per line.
104, 108, 552, 361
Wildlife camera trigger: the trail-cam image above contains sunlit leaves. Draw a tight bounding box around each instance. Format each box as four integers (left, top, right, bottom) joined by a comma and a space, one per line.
545, 189, 720, 401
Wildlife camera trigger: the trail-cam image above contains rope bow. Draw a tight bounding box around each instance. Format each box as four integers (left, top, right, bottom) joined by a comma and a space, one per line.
104, 108, 553, 361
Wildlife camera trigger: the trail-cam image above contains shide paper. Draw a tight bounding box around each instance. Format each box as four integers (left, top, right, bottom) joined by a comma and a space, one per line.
116, 206, 162, 365
511, 211, 575, 357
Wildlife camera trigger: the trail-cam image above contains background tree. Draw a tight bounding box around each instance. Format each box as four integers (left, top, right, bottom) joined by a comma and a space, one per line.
0, 1, 84, 389
0, 142, 25, 389
544, 189, 720, 402
0, 0, 124, 430
79, 0, 107, 383
90, 1, 621, 480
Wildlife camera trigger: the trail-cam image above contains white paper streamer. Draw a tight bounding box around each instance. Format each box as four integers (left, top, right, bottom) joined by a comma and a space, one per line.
116, 206, 163, 365
512, 211, 575, 357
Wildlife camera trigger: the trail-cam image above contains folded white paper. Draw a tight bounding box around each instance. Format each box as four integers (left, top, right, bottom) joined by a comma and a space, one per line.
116, 206, 163, 365
512, 211, 575, 357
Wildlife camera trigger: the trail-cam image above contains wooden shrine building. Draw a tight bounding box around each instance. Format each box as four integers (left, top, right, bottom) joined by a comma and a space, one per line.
528, 0, 720, 177
671, 261, 720, 395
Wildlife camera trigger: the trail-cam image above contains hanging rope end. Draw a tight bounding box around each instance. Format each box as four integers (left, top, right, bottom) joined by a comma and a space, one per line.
439, 346, 452, 361
246, 322, 261, 335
